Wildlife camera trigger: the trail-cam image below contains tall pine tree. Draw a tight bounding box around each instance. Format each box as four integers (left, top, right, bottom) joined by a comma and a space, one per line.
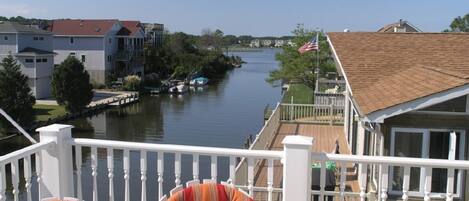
0, 55, 36, 128
52, 56, 93, 112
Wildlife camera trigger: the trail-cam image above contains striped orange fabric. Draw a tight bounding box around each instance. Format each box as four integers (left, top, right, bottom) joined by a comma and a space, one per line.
167, 183, 253, 201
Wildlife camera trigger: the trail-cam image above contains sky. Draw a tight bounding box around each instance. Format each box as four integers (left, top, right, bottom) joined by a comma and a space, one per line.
1, 0, 468, 36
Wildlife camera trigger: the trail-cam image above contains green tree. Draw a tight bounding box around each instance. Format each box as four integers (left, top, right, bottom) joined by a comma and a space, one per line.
267, 24, 336, 87
445, 13, 469, 32
52, 56, 93, 112
0, 55, 35, 128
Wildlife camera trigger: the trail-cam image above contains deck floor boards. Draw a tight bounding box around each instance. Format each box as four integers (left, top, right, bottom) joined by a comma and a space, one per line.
252, 123, 360, 201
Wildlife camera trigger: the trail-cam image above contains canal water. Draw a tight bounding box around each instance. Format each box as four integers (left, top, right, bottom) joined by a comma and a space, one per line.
2, 48, 282, 201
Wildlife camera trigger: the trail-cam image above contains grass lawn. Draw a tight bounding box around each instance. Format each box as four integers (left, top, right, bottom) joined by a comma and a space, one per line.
34, 104, 67, 122
282, 83, 314, 104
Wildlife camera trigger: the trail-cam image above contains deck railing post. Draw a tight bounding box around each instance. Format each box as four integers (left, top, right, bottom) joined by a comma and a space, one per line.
36, 124, 75, 200
282, 136, 313, 201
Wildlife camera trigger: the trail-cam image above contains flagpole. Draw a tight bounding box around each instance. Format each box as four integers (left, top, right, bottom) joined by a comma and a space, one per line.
316, 34, 320, 85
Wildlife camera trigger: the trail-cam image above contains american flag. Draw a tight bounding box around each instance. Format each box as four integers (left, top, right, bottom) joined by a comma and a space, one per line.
298, 34, 319, 54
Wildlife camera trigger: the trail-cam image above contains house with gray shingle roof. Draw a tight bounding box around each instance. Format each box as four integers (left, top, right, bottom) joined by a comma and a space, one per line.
0, 21, 55, 99
328, 32, 469, 199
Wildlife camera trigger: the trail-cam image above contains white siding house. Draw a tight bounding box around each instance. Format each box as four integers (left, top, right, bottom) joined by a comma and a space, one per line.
50, 19, 145, 85
0, 21, 55, 99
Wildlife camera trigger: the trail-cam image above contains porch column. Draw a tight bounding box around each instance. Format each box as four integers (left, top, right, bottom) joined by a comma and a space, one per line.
36, 124, 75, 200
282, 136, 314, 201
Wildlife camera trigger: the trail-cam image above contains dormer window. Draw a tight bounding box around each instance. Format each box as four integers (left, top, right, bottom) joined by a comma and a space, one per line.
70, 37, 75, 44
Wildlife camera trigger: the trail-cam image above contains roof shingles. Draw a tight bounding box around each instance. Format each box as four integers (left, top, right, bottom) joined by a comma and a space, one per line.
328, 32, 469, 115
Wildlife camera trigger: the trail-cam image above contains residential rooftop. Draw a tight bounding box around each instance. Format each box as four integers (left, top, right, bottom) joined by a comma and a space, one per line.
48, 19, 119, 36
328, 32, 469, 115
0, 21, 51, 34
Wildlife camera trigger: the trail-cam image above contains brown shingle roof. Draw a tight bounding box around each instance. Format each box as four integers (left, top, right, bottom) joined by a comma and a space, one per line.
118, 21, 142, 36
328, 32, 469, 115
49, 19, 118, 36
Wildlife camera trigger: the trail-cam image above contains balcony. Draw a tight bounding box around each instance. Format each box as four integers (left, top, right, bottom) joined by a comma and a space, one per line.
1, 123, 468, 201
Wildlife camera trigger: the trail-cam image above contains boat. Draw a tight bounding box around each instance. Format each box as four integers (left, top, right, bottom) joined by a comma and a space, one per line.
169, 82, 188, 94
190, 77, 209, 86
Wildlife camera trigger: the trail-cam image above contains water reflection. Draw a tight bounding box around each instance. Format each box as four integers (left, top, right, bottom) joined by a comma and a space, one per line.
1, 48, 282, 201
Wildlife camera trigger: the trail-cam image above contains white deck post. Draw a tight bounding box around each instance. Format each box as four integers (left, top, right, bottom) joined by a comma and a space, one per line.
282, 136, 313, 201
36, 124, 75, 200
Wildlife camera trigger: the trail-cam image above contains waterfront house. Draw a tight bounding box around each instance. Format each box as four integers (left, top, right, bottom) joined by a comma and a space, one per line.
249, 39, 260, 48
328, 32, 469, 199
49, 19, 145, 85
378, 19, 422, 32
0, 21, 55, 99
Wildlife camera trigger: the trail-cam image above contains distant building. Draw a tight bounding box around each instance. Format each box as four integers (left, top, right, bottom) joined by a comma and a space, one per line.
0, 21, 55, 99
142, 23, 164, 47
378, 19, 422, 33
287, 39, 295, 47
49, 19, 145, 84
261, 39, 273, 47
274, 39, 285, 47
249, 39, 260, 48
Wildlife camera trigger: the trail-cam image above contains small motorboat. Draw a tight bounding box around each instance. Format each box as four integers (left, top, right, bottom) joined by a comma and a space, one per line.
176, 82, 188, 93
190, 77, 209, 86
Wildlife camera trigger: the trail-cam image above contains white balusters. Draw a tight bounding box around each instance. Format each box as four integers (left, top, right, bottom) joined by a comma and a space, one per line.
424, 168, 432, 201
157, 152, 164, 200
267, 159, 274, 201
211, 156, 217, 181
229, 157, 236, 184
11, 160, 19, 201
359, 164, 367, 201
174, 153, 181, 186
75, 145, 83, 201
446, 168, 455, 201
91, 147, 99, 201
380, 165, 388, 201
123, 149, 130, 201
402, 166, 410, 201
247, 158, 254, 196
35, 152, 43, 199
140, 151, 147, 201
339, 163, 346, 201
192, 154, 199, 182
0, 163, 5, 201
107, 148, 114, 201
24, 155, 32, 201
319, 162, 326, 201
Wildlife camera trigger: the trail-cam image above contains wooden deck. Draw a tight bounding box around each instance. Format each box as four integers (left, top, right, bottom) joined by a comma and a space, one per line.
252, 123, 359, 201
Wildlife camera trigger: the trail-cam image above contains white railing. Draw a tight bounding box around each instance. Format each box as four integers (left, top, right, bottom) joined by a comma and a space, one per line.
313, 92, 345, 106
309, 153, 469, 201
280, 103, 344, 125
235, 103, 281, 192
2, 124, 469, 201
0, 140, 54, 201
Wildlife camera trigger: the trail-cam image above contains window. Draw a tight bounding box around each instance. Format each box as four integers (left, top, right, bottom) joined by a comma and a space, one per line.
70, 52, 76, 57
39, 37, 44, 41
33, 36, 39, 41
81, 55, 86, 63
36, 58, 42, 63
25, 59, 34, 63
42, 58, 47, 63
390, 128, 466, 197
107, 55, 112, 62
108, 38, 112, 44
3, 36, 8, 40
70, 37, 74, 44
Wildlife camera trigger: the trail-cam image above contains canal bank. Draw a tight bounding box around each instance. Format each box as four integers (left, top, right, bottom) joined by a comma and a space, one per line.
0, 48, 282, 201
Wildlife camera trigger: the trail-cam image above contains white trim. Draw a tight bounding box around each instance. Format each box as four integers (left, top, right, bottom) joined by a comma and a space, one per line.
54, 35, 105, 38
410, 111, 469, 116
389, 127, 466, 198
466, 94, 469, 113
365, 84, 469, 123
326, 35, 353, 96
